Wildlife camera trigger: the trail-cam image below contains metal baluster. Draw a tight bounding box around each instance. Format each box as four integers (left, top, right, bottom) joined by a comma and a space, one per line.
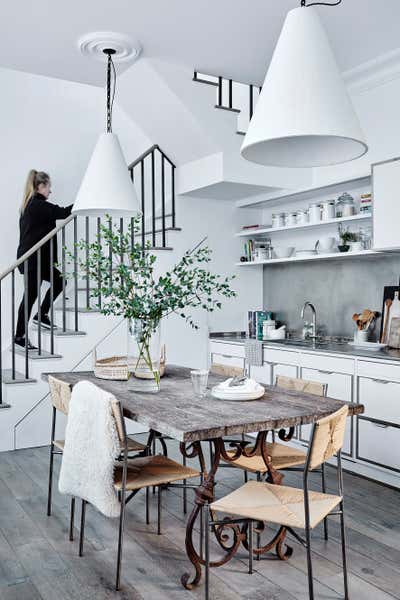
37, 248, 41, 355
108, 217, 113, 292
73, 217, 78, 331
50, 239, 54, 355
85, 217, 90, 310
161, 155, 166, 248
97, 217, 102, 310
24, 263, 29, 379
0, 279, 2, 402
171, 165, 176, 229
151, 150, 156, 247
218, 76, 222, 106
129, 168, 135, 250
141, 160, 145, 249
61, 227, 66, 333
228, 79, 233, 109
249, 85, 254, 120
11, 270, 15, 380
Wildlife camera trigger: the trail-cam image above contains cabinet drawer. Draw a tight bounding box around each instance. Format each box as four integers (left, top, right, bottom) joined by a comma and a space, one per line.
357, 418, 400, 472
300, 368, 353, 455
358, 377, 400, 425
357, 360, 400, 383
211, 353, 245, 369
209, 341, 244, 358
301, 353, 354, 375
263, 347, 300, 367
250, 364, 272, 385
273, 363, 299, 381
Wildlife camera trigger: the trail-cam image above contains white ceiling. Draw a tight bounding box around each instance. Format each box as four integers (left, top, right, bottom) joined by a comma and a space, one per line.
1, 0, 399, 87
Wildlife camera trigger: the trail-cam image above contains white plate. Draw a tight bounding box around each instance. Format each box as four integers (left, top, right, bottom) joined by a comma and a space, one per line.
211, 385, 265, 401
348, 341, 387, 351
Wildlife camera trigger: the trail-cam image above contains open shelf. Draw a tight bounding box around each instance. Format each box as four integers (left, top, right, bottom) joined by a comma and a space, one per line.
236, 173, 371, 210
236, 213, 371, 237
235, 249, 386, 266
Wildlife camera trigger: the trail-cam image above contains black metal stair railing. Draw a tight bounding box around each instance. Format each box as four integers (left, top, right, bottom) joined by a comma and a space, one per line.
193, 70, 262, 136
0, 144, 179, 405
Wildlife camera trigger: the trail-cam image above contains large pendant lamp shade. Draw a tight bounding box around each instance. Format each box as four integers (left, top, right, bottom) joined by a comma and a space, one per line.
72, 132, 139, 217
241, 6, 368, 168
72, 49, 140, 216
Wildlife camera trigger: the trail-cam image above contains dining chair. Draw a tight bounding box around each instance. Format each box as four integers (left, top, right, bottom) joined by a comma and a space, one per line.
74, 393, 201, 590
205, 405, 349, 600
47, 375, 147, 536
221, 375, 330, 540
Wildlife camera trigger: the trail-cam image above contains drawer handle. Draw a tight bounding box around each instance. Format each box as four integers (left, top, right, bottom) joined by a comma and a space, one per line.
317, 370, 334, 375
372, 422, 389, 429
371, 378, 391, 384
221, 354, 233, 359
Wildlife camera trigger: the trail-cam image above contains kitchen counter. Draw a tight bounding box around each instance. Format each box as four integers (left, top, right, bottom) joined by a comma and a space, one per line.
210, 332, 400, 363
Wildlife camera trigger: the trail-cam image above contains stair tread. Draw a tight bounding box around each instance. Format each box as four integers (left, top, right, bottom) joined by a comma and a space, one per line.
215, 105, 241, 114
13, 347, 62, 360
2, 369, 37, 384
192, 76, 218, 87
39, 327, 86, 337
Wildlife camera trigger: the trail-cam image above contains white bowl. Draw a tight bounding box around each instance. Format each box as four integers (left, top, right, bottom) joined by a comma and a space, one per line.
274, 247, 294, 259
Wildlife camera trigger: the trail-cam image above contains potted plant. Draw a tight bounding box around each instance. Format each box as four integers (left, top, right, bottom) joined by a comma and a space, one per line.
338, 224, 359, 253
68, 217, 236, 392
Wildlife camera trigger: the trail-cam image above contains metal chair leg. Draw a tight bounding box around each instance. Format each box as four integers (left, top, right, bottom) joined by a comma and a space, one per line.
157, 486, 162, 535
321, 463, 328, 540
69, 497, 75, 541
146, 487, 150, 525
183, 455, 187, 515
116, 492, 127, 590
244, 470, 248, 483
339, 502, 349, 599
248, 521, 253, 575
305, 523, 314, 600
79, 500, 86, 557
205, 505, 210, 600
47, 448, 54, 516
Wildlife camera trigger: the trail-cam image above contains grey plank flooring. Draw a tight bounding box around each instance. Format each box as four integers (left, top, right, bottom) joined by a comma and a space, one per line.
0, 439, 398, 599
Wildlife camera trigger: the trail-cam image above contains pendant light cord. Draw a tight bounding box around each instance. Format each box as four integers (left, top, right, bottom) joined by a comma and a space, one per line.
301, 0, 342, 6
106, 52, 116, 133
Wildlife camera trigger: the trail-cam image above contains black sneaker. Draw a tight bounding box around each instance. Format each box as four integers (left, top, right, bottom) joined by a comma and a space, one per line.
14, 337, 37, 351
33, 314, 58, 330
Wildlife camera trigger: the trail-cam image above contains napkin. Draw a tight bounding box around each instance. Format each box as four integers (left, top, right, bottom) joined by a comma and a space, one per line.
217, 377, 261, 393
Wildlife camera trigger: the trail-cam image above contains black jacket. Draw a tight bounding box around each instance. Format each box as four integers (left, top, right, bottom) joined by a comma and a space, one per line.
17, 193, 73, 276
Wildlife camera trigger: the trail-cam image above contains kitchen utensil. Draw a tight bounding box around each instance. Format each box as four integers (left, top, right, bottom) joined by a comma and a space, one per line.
316, 237, 335, 253
321, 201, 335, 220
295, 249, 317, 258
354, 330, 368, 343
274, 247, 294, 259
348, 341, 387, 351
381, 298, 393, 343
388, 317, 400, 349
386, 291, 400, 340
309, 203, 321, 223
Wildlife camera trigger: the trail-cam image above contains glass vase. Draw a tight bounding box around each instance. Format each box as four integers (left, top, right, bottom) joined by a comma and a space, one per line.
127, 318, 161, 392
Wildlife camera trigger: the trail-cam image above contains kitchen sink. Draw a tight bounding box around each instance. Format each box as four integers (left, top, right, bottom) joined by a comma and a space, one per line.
269, 338, 329, 347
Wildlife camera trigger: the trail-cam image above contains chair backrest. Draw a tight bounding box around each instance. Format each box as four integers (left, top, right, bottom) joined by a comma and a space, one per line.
307, 405, 349, 470
275, 375, 327, 397
48, 375, 72, 415
210, 363, 244, 378
110, 399, 126, 446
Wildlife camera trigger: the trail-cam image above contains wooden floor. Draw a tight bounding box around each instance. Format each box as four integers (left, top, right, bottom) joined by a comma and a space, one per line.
0, 437, 399, 600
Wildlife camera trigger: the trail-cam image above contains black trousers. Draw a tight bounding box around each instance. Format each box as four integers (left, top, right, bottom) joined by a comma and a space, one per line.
16, 266, 64, 338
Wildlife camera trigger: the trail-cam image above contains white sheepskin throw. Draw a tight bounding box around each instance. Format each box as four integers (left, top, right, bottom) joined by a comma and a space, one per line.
59, 380, 121, 518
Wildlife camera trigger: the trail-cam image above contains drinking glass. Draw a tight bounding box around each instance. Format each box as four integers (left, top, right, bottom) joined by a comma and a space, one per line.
190, 369, 209, 397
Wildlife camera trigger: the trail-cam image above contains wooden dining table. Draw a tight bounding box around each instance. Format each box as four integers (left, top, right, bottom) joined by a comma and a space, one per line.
43, 365, 364, 589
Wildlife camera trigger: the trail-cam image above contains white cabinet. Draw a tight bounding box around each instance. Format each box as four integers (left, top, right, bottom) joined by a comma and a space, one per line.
372, 157, 400, 251
357, 419, 400, 472
358, 376, 400, 425
300, 367, 354, 456
250, 364, 272, 385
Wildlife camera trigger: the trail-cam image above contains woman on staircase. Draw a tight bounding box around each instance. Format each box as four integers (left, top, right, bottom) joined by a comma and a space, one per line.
15, 170, 73, 350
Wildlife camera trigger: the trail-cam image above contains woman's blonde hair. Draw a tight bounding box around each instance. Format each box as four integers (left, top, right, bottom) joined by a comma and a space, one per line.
21, 169, 50, 213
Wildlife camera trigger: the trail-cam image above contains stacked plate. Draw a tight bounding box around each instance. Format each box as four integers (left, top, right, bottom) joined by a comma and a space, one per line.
211, 378, 265, 401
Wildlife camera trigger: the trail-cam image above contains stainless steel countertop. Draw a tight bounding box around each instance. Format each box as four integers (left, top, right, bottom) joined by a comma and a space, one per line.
210, 332, 400, 362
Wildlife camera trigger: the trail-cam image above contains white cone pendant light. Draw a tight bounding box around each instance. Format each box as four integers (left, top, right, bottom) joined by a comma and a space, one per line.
241, 3, 368, 168
73, 50, 140, 216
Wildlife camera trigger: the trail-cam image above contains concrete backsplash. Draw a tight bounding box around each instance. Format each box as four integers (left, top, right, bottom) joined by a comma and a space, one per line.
263, 255, 400, 338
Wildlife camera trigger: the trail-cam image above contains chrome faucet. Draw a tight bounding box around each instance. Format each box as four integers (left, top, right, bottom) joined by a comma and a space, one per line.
301, 301, 317, 339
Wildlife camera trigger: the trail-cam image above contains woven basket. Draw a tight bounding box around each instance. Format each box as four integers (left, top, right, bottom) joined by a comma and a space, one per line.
93, 346, 166, 381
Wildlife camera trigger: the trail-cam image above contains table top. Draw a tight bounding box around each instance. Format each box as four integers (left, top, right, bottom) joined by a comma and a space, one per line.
43, 366, 364, 443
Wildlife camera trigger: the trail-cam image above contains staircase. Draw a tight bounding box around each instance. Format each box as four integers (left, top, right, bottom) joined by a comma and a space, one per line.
0, 145, 179, 451
192, 70, 262, 138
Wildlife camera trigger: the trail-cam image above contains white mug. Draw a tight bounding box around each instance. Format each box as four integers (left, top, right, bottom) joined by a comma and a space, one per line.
316, 237, 335, 253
